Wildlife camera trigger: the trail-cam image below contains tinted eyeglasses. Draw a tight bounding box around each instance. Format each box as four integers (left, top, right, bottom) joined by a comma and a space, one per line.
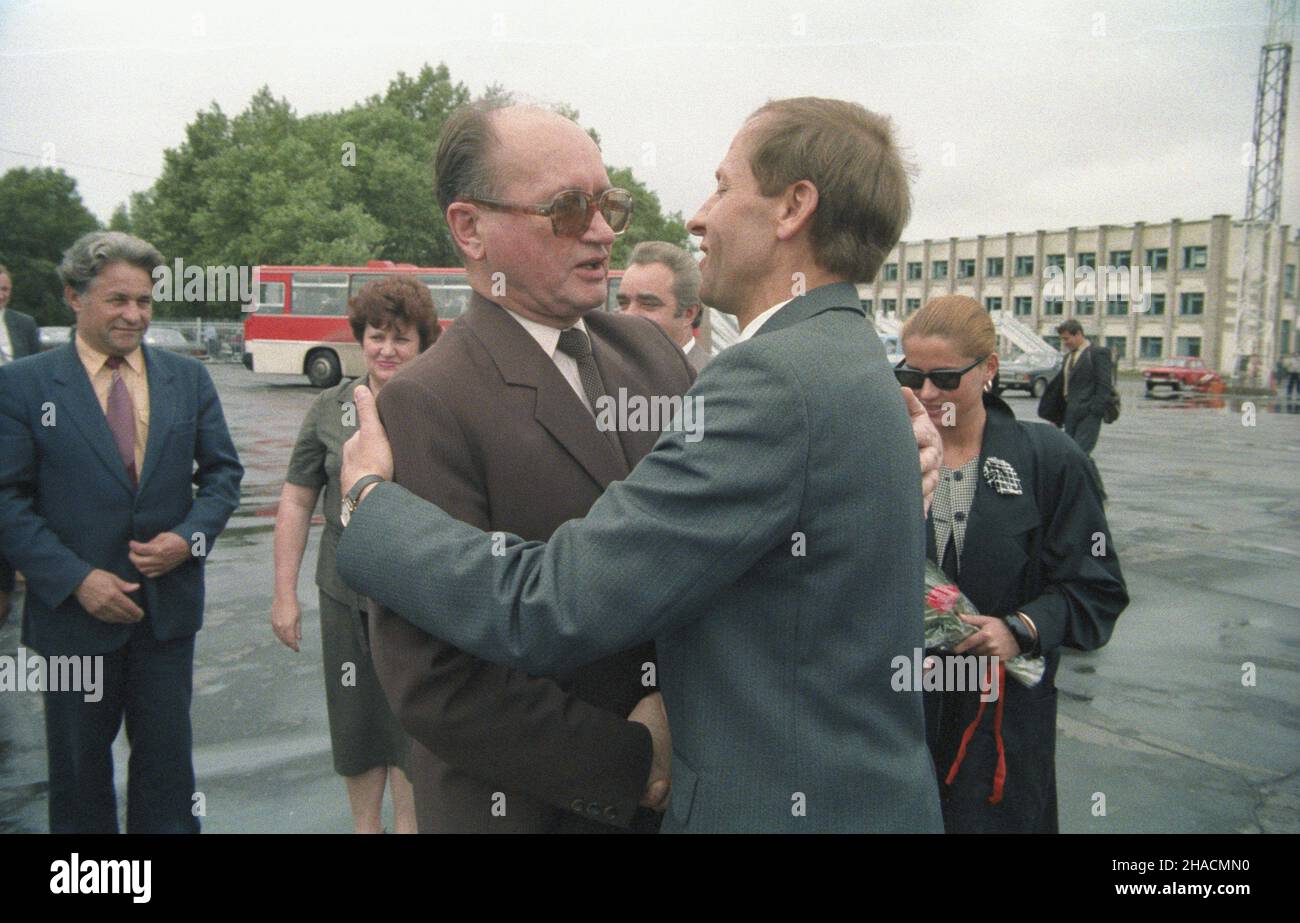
464, 188, 634, 237
893, 356, 987, 391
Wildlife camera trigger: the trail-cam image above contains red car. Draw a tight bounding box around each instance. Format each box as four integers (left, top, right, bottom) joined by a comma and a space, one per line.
1143, 356, 1223, 393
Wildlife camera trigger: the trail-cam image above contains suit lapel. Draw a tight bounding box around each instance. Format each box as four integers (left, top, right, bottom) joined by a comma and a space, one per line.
50, 343, 135, 495
137, 345, 174, 491
957, 401, 1040, 610
464, 295, 627, 490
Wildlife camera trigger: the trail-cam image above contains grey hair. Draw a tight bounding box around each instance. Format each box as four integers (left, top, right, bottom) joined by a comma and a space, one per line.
627, 241, 702, 320
58, 231, 165, 294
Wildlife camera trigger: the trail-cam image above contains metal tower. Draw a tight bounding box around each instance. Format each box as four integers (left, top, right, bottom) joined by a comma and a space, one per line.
1233, 0, 1295, 387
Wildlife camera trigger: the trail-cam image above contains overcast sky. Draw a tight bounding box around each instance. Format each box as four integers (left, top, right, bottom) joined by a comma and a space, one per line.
2, 0, 1296, 245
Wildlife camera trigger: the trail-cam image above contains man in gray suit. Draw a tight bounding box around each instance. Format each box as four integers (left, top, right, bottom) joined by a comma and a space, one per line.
338, 97, 945, 832
617, 241, 710, 372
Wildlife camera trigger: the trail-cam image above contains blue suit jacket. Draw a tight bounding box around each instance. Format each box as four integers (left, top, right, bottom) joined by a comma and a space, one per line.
338, 283, 945, 833
0, 341, 243, 656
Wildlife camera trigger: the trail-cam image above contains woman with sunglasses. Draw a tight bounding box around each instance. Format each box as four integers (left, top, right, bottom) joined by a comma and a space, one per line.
897, 295, 1128, 833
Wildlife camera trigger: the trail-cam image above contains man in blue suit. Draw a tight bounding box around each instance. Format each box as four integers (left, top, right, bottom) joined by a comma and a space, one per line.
337, 98, 945, 832
0, 232, 243, 833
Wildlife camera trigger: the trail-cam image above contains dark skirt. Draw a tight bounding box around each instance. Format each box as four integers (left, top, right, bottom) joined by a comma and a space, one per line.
318, 590, 411, 778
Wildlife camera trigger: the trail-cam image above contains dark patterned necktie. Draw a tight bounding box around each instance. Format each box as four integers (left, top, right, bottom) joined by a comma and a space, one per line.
556, 326, 624, 459
105, 355, 138, 487
556, 327, 607, 413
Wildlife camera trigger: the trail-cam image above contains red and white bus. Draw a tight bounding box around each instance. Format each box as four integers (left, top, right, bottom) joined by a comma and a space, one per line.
242, 260, 625, 388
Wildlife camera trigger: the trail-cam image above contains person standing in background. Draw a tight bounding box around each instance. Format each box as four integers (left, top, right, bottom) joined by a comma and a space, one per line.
0, 232, 243, 833
271, 276, 434, 834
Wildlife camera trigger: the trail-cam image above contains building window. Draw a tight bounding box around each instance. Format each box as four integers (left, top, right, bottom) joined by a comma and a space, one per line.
1176, 336, 1202, 357
1045, 253, 1066, 270
905, 298, 921, 315
1146, 248, 1168, 271
1042, 298, 1064, 316
1074, 298, 1094, 316
1281, 319, 1292, 354
1105, 336, 1127, 359
932, 260, 948, 280
1109, 250, 1131, 268
986, 256, 1004, 277
882, 298, 897, 314
1014, 255, 1034, 276
1013, 295, 1033, 316
860, 299, 873, 313
958, 258, 976, 278
1285, 264, 1296, 297
882, 263, 898, 281
907, 261, 923, 280
1179, 292, 1204, 315
1106, 299, 1129, 316
985, 296, 1003, 312
1139, 336, 1163, 358
1147, 293, 1165, 316
1077, 251, 1096, 269
1043, 335, 1062, 351
1183, 246, 1207, 270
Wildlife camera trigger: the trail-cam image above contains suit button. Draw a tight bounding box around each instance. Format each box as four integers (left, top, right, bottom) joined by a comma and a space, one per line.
571, 799, 585, 814
603, 806, 618, 821
952, 470, 963, 481
954, 511, 966, 522
586, 802, 601, 816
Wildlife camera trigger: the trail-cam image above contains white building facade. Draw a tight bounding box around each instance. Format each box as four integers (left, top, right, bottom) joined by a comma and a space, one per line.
861, 216, 1300, 375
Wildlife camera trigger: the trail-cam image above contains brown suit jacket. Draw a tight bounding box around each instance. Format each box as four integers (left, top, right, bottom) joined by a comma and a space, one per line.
368, 294, 695, 833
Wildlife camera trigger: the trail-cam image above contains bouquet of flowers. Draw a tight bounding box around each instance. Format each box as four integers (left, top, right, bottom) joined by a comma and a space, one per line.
924, 560, 1045, 687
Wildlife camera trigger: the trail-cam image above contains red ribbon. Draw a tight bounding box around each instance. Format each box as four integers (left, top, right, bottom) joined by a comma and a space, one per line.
944, 660, 1008, 805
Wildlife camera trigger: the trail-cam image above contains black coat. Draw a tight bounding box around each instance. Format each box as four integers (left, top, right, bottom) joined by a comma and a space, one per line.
924, 392, 1128, 833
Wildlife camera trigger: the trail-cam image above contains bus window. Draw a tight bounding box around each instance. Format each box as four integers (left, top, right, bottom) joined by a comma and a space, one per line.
348, 273, 389, 300
292, 272, 349, 315
258, 282, 286, 314
419, 274, 470, 320
606, 276, 622, 313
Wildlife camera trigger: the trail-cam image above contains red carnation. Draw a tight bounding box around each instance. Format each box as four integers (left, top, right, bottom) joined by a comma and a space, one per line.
926, 583, 962, 613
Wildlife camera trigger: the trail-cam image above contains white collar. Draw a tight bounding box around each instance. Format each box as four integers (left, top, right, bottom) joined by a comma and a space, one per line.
738, 300, 791, 342
682, 337, 696, 355
501, 307, 590, 358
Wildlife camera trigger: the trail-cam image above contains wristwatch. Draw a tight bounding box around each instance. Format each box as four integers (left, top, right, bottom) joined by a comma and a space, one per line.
341, 475, 386, 527
1002, 612, 1040, 658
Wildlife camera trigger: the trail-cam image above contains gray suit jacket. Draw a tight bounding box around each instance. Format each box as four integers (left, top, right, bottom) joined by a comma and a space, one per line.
338, 282, 944, 833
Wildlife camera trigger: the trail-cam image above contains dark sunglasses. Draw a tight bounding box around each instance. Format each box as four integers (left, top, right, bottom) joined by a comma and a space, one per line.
893, 356, 987, 391
464, 187, 634, 237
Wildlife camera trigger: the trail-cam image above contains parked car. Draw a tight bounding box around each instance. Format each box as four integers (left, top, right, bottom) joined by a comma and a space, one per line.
144, 327, 206, 357
994, 353, 1062, 397
38, 326, 72, 351
1143, 356, 1223, 393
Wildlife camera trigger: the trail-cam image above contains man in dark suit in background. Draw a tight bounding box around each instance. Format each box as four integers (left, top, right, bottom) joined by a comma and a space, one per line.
354, 104, 693, 833
0, 232, 243, 833
1054, 318, 1114, 455
617, 241, 711, 372
338, 97, 946, 832
0, 263, 42, 620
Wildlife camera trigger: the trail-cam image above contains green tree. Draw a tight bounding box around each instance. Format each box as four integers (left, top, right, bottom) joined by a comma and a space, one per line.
124, 65, 686, 317
607, 166, 691, 267
0, 167, 100, 325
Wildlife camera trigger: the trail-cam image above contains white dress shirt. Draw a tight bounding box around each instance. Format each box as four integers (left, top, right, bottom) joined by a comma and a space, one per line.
737, 300, 792, 343
682, 337, 696, 356
501, 306, 595, 414
0, 309, 13, 364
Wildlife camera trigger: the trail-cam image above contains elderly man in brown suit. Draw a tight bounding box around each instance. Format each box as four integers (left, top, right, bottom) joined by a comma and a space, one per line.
357, 104, 690, 833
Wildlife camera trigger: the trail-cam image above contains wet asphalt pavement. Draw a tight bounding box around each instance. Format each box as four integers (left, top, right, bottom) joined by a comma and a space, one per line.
1, 363, 1296, 833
